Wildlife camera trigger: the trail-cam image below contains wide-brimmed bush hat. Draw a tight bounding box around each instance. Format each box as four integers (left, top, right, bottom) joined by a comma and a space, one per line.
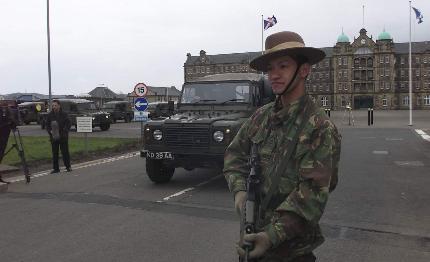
250, 31, 326, 71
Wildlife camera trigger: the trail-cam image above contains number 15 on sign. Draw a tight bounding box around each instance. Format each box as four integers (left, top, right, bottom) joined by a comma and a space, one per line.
134, 83, 148, 97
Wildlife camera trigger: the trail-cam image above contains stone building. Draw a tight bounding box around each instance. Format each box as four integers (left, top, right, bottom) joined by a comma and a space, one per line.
184, 29, 430, 110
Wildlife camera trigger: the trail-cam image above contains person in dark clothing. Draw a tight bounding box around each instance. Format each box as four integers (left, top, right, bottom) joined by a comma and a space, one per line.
46, 100, 72, 173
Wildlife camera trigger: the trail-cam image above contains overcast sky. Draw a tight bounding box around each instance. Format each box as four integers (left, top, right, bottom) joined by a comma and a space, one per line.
0, 0, 429, 96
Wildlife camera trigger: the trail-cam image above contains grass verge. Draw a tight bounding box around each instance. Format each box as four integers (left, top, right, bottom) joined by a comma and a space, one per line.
1, 136, 138, 166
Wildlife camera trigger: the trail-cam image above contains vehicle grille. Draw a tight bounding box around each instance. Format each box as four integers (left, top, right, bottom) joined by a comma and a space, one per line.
165, 125, 210, 148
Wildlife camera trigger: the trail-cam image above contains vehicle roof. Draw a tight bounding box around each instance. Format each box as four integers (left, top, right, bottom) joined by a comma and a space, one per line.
104, 100, 129, 104
56, 98, 93, 104
187, 73, 263, 83
18, 101, 45, 106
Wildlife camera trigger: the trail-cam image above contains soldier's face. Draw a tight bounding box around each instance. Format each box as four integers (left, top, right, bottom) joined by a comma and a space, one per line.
267, 55, 299, 95
52, 102, 60, 112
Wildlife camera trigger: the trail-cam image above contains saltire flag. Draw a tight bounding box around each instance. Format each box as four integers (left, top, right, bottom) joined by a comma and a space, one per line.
264, 15, 277, 30
412, 7, 423, 24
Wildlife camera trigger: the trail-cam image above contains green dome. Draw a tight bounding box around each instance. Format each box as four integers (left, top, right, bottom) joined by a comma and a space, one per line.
337, 32, 350, 43
378, 29, 392, 40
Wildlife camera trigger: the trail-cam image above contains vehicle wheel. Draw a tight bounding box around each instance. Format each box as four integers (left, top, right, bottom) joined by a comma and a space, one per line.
100, 123, 110, 131
146, 159, 174, 183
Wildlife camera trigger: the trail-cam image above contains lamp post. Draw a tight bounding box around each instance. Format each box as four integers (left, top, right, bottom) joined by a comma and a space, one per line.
46, 0, 52, 110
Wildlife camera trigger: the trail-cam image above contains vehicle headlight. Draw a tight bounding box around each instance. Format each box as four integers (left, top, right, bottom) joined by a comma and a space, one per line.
153, 129, 163, 141
92, 117, 95, 120
213, 130, 224, 142
105, 115, 109, 119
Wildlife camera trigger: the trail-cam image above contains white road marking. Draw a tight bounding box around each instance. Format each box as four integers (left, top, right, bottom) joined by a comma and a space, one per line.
373, 150, 389, 155
161, 174, 224, 202
6, 152, 140, 183
394, 161, 424, 167
162, 187, 195, 201
385, 138, 404, 141
415, 129, 430, 142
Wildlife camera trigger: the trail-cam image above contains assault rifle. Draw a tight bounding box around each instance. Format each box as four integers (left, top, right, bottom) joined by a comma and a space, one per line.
240, 143, 261, 262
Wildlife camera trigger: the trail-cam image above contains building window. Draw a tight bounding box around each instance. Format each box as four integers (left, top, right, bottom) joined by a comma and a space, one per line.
401, 70, 405, 77
338, 83, 342, 90
401, 82, 405, 89
424, 57, 427, 64
424, 95, 430, 105
385, 56, 390, 63
338, 71, 342, 79
368, 70, 373, 79
326, 84, 330, 92
321, 96, 328, 107
344, 83, 348, 90
385, 69, 390, 77
343, 70, 347, 78
381, 82, 385, 89
341, 96, 346, 107
416, 57, 420, 64
343, 57, 347, 65
416, 70, 420, 77
382, 96, 387, 106
380, 56, 384, 63
338, 57, 342, 65
416, 82, 420, 89
402, 96, 409, 105
401, 57, 405, 65
325, 61, 329, 67
386, 82, 390, 90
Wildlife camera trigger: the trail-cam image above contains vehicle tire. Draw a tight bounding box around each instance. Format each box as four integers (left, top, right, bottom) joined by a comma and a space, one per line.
146, 159, 174, 183
100, 123, 110, 131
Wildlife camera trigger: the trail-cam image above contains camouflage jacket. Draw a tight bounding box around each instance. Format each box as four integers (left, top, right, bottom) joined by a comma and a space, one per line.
224, 95, 341, 259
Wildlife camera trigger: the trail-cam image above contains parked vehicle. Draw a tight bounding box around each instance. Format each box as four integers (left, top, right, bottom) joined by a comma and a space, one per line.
39, 99, 112, 131
18, 102, 47, 125
101, 101, 134, 123
147, 101, 176, 119
141, 73, 274, 183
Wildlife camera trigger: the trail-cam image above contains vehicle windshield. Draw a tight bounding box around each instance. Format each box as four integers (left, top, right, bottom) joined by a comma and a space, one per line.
101, 103, 116, 109
77, 102, 97, 111
180, 82, 250, 104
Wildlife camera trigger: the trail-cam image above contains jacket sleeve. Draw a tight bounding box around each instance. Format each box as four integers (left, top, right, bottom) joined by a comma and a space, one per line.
264, 122, 341, 247
46, 114, 52, 134
223, 118, 252, 195
63, 112, 71, 132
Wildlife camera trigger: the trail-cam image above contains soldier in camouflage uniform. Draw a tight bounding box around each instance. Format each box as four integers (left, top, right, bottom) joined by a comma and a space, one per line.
224, 31, 341, 262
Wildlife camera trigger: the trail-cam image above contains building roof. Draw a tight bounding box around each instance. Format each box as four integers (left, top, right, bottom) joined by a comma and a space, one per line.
185, 51, 261, 65
377, 29, 392, 41
89, 86, 118, 99
394, 42, 430, 54
147, 86, 181, 96
337, 32, 350, 43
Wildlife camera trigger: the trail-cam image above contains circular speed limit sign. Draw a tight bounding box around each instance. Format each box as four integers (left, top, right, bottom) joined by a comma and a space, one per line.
134, 83, 148, 97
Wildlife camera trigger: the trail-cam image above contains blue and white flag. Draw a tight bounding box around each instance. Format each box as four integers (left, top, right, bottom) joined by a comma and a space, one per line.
412, 7, 423, 24
264, 15, 277, 30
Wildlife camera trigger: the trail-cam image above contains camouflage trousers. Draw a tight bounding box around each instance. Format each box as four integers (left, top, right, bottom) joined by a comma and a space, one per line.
257, 252, 316, 262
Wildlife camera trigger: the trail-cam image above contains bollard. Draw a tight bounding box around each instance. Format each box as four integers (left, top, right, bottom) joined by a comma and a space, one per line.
367, 108, 371, 126
371, 108, 374, 125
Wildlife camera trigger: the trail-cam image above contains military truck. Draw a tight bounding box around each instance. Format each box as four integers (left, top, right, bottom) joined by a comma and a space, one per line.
101, 101, 134, 123
39, 99, 112, 131
147, 101, 176, 119
141, 73, 274, 183
18, 102, 47, 125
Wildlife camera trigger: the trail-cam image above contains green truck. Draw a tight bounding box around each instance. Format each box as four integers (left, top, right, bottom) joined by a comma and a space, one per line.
141, 73, 274, 183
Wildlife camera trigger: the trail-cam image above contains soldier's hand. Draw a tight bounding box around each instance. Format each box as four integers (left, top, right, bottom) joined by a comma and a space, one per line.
234, 191, 247, 216
236, 232, 272, 259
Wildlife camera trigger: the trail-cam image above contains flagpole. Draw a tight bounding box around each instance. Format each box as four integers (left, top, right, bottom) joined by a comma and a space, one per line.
261, 15, 264, 54
408, 0, 413, 126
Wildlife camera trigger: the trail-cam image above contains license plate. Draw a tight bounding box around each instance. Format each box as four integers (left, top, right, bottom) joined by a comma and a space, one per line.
146, 151, 173, 160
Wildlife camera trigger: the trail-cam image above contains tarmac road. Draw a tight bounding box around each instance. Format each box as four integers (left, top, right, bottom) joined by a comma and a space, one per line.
1, 110, 429, 261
